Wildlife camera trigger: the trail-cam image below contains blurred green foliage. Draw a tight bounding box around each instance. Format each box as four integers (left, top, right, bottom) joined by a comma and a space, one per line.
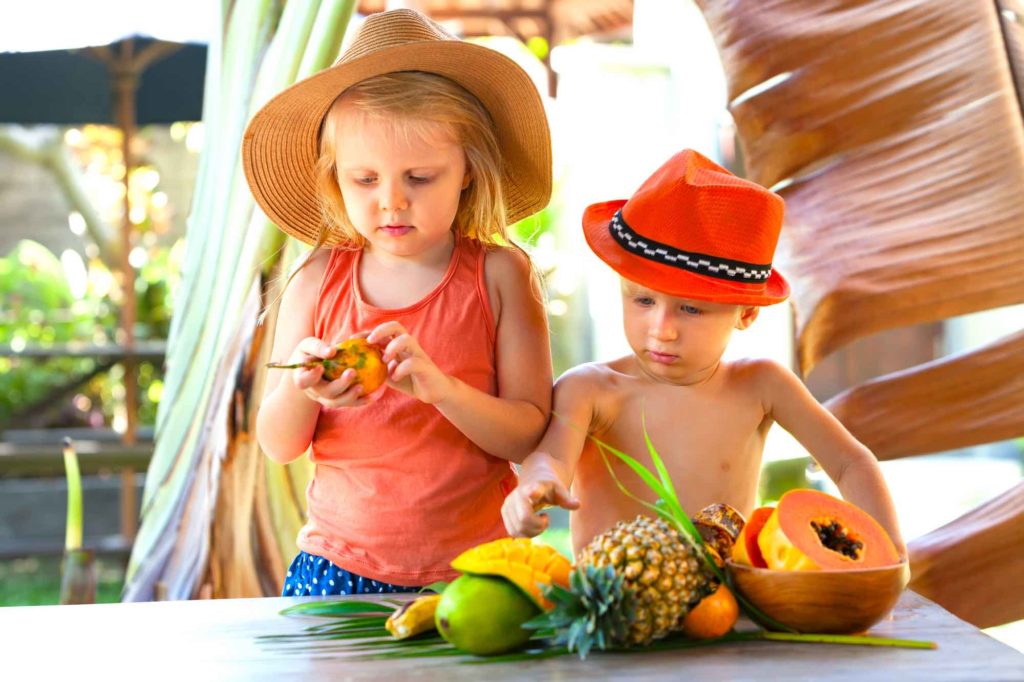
0, 555, 124, 607
510, 180, 592, 377
0, 239, 175, 430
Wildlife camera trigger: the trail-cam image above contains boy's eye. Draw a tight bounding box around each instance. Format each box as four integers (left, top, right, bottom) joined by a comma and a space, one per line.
634, 296, 654, 306
681, 304, 702, 315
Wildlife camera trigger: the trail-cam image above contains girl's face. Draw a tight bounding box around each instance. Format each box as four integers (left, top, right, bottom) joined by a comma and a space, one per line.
620, 279, 758, 385
333, 102, 469, 263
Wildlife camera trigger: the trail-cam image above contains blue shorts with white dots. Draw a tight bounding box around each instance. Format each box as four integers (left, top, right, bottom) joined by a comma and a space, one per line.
282, 551, 422, 597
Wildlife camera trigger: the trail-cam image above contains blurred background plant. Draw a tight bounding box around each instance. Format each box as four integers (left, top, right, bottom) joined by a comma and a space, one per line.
0, 123, 194, 432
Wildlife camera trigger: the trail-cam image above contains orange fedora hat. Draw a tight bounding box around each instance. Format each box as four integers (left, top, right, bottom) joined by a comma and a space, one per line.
583, 149, 790, 306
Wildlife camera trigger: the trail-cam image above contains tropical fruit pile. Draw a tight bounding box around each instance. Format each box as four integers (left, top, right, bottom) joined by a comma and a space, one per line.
731, 489, 901, 571
385, 504, 747, 658
533, 504, 743, 657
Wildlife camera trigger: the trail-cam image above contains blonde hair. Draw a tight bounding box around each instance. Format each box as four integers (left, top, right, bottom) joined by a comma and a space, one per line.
314, 71, 506, 250
265, 71, 538, 321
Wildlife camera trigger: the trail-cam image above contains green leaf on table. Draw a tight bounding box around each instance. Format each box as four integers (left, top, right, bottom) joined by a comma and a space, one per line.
279, 599, 394, 617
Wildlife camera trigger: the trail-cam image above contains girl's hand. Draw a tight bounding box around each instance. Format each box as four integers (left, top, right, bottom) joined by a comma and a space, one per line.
501, 479, 580, 538
366, 321, 454, 404
289, 337, 369, 409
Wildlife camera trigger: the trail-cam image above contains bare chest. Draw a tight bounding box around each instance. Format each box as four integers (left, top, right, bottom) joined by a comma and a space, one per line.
570, 383, 770, 552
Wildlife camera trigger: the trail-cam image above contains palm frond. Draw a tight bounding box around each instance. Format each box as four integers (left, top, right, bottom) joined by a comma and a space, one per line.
124, 0, 357, 601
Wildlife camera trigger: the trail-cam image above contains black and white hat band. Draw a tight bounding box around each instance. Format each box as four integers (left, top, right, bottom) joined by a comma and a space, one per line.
609, 210, 773, 283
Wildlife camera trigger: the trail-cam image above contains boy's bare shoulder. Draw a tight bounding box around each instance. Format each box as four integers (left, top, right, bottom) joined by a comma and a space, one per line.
555, 359, 629, 396
722, 357, 799, 398
725, 356, 789, 379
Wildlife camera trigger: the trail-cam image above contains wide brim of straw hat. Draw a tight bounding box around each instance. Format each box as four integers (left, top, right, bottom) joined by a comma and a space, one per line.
243, 36, 551, 246
583, 199, 791, 306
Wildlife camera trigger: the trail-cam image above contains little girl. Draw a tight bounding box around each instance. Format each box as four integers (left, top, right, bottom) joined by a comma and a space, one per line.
242, 10, 554, 595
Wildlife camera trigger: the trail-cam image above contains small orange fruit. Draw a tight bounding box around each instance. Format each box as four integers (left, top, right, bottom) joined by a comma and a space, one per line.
266, 337, 388, 394
681, 583, 739, 639
324, 338, 388, 393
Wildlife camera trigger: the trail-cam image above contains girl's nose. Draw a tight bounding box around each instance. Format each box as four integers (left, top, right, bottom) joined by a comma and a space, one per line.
379, 182, 409, 213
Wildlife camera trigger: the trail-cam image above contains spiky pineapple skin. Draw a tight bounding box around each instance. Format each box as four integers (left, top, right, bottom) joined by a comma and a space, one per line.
579, 515, 712, 646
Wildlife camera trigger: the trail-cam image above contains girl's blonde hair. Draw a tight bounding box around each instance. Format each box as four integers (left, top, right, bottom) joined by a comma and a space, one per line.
265, 71, 539, 322
313, 70, 507, 251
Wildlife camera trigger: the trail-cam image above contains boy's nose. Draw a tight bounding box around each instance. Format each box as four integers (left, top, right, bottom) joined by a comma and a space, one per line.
649, 309, 678, 341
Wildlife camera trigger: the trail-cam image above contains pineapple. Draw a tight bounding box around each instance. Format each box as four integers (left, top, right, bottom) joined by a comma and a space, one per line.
523, 428, 749, 658
533, 512, 737, 658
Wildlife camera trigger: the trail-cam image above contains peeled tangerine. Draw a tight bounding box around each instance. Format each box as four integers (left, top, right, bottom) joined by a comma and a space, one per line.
757, 489, 900, 571
265, 338, 388, 393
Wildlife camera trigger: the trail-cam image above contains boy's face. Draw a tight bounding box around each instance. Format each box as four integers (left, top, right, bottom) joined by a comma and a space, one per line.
620, 279, 759, 385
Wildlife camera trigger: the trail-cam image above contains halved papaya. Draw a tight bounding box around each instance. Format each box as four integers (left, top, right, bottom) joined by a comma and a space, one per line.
450, 538, 572, 610
730, 506, 773, 568
757, 489, 900, 571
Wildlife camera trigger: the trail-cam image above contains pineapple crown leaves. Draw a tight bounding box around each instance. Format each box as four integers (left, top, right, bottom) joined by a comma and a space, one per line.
523, 565, 636, 660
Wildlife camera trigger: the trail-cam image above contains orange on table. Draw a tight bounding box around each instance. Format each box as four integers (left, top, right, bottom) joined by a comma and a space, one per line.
681, 583, 739, 639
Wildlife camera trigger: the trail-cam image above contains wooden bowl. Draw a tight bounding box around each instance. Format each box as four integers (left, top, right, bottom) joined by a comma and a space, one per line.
726, 559, 910, 634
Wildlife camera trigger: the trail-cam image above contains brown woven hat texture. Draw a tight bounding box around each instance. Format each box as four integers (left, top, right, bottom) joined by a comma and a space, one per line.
242, 8, 552, 246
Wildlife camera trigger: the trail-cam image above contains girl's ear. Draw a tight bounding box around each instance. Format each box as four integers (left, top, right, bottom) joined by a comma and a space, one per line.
461, 171, 472, 190
735, 306, 760, 330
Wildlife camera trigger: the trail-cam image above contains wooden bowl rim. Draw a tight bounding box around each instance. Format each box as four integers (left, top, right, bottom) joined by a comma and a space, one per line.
725, 558, 908, 576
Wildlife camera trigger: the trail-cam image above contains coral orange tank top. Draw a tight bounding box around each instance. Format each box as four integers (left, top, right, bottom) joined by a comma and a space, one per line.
298, 236, 517, 585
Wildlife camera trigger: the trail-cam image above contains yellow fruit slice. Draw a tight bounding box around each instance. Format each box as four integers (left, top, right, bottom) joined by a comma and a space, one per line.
450, 538, 572, 610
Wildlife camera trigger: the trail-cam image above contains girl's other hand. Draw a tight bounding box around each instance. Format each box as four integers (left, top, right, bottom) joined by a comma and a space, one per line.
366, 321, 454, 404
290, 337, 369, 409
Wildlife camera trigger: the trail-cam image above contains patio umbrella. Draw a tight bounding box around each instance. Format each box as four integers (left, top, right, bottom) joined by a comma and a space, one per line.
0, 35, 207, 444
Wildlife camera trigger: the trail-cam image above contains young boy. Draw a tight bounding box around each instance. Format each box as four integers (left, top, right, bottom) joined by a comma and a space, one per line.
502, 149, 906, 558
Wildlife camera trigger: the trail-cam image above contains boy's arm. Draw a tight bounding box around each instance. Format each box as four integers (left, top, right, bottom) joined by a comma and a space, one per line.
757, 360, 907, 557
502, 369, 597, 537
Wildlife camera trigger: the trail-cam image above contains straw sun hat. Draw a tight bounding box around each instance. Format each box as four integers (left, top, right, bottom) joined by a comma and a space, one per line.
583, 149, 790, 307
242, 8, 552, 246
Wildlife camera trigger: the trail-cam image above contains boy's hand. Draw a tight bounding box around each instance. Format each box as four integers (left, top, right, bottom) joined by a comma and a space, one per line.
290, 337, 369, 408
502, 480, 580, 538
367, 321, 454, 404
